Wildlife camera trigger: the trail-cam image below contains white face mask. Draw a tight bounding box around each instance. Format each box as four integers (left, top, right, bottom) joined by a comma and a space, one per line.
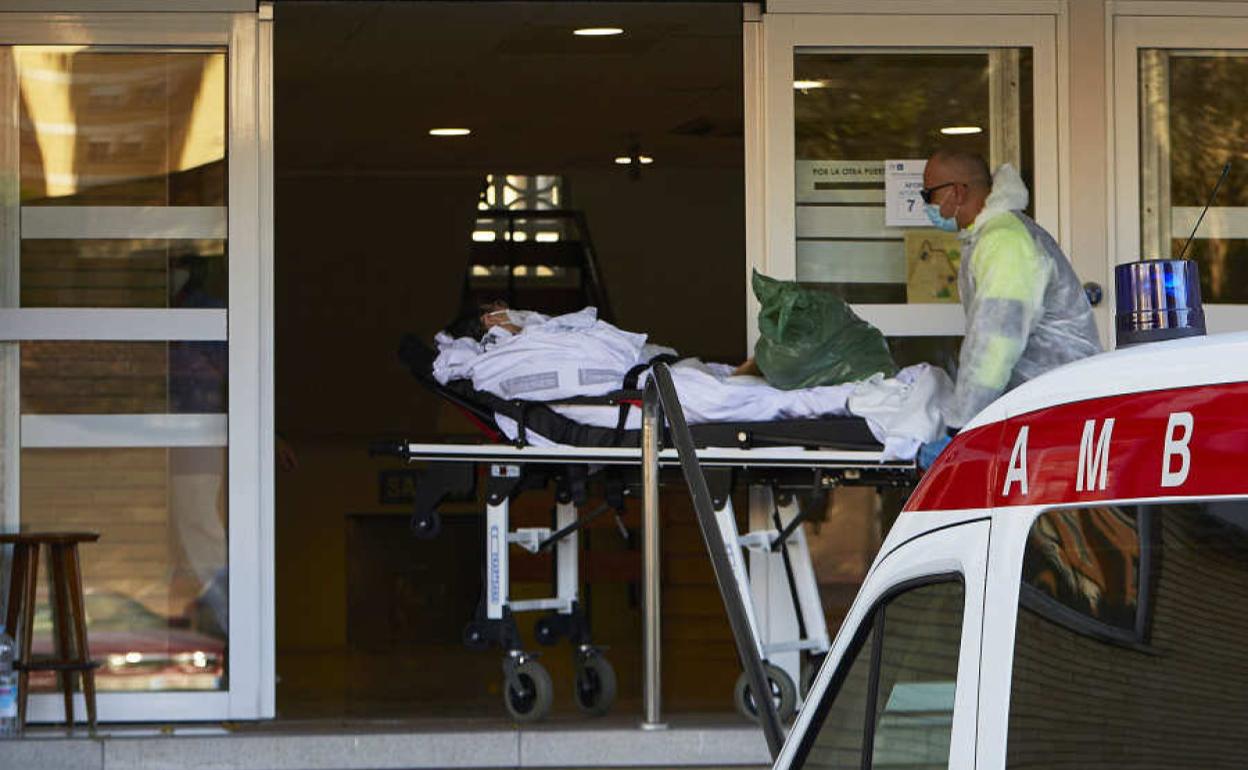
488, 309, 545, 329
484, 308, 547, 334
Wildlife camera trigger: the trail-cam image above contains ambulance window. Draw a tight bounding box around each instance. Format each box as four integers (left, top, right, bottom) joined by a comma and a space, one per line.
1019, 506, 1151, 644
1008, 501, 1248, 768
804, 624, 875, 769
796, 580, 963, 770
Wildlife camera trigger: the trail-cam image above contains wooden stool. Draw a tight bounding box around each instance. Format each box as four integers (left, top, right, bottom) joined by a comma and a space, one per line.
1, 532, 100, 732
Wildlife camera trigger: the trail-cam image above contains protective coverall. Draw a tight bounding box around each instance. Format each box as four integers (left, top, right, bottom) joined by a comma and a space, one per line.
947, 163, 1102, 429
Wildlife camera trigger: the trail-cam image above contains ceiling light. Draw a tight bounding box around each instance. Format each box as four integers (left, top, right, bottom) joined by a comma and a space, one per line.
939, 126, 983, 135
793, 80, 827, 90
429, 128, 471, 137
574, 27, 624, 37
614, 156, 633, 165
639, 156, 654, 165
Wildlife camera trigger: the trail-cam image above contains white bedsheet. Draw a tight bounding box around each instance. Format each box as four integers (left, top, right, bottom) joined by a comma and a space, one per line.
434, 308, 951, 461
434, 307, 675, 400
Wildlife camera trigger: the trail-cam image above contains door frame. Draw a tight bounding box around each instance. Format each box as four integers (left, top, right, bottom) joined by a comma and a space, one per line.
0, 7, 274, 722
1110, 10, 1248, 335
749, 9, 1063, 339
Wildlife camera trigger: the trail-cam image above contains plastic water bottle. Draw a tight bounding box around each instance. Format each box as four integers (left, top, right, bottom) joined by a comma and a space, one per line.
0, 624, 17, 737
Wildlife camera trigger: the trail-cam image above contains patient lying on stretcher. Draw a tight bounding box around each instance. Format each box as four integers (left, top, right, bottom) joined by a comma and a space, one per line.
433, 302, 951, 461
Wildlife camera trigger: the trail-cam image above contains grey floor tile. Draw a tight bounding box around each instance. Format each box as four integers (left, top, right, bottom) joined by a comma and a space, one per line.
0, 738, 103, 770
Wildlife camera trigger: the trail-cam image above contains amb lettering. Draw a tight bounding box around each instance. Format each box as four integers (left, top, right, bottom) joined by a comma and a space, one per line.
998, 410, 1195, 498
1076, 418, 1114, 492
1161, 412, 1193, 488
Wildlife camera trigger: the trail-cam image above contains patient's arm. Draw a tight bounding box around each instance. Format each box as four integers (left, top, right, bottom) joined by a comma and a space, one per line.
732, 358, 761, 377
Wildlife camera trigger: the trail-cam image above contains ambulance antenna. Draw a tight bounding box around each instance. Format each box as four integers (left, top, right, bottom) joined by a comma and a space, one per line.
1177, 161, 1232, 261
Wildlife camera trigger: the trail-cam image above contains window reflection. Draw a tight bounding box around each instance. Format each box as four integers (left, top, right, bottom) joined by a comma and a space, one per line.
1139, 51, 1248, 302
21, 341, 227, 415
800, 581, 963, 770
21, 447, 228, 693
18, 48, 226, 206
1021, 507, 1142, 635
10, 45, 231, 699
1009, 502, 1248, 767
793, 50, 1034, 304
20, 238, 226, 309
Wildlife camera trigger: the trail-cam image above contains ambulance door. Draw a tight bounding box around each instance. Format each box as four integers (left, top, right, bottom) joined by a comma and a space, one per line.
773, 518, 989, 770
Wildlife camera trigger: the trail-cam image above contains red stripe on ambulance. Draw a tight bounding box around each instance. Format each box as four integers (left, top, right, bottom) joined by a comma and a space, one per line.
904, 381, 1248, 511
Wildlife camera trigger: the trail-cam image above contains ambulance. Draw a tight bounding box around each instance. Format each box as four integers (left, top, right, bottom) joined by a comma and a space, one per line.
773, 260, 1248, 769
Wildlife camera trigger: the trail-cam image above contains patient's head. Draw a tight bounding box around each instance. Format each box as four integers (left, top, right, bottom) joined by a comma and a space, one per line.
480, 300, 521, 333
444, 300, 520, 339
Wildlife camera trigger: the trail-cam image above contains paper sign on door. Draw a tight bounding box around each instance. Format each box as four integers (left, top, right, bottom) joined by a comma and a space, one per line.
884, 159, 929, 227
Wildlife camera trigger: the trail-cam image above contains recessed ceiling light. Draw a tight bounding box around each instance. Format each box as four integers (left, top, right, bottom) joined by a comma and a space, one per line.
639, 156, 654, 165
614, 156, 633, 165
940, 126, 983, 135
429, 127, 471, 137
793, 80, 827, 90
575, 27, 624, 37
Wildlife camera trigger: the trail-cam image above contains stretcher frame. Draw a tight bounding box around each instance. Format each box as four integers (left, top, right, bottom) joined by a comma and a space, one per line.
392, 440, 914, 725
390, 338, 918, 734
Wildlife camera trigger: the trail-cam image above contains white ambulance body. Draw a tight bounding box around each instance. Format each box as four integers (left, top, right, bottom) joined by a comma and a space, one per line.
775, 331, 1248, 770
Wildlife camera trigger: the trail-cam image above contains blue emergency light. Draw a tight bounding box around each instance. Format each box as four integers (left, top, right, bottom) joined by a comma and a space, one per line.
1114, 259, 1206, 348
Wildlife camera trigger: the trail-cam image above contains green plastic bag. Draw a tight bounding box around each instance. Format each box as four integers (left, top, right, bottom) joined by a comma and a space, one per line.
753, 271, 898, 389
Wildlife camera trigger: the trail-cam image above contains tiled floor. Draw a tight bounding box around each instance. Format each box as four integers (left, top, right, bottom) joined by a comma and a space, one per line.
3, 714, 772, 770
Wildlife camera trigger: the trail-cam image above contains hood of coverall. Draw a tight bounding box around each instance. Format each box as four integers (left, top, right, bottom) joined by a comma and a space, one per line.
965, 163, 1029, 236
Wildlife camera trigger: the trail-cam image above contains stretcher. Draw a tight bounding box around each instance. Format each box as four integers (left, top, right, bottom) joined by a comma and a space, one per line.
376, 337, 918, 724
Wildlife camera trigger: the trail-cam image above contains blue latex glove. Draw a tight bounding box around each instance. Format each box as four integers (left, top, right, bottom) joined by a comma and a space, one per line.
918, 435, 953, 470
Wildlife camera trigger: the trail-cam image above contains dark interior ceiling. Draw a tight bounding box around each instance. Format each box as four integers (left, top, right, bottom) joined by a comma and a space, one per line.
274, 1, 745, 177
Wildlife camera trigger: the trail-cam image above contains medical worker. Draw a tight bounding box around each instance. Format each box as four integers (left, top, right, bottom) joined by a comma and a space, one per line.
918, 150, 1101, 467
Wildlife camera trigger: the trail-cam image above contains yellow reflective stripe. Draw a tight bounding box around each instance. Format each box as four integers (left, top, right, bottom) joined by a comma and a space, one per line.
970, 215, 1043, 302
973, 334, 1022, 390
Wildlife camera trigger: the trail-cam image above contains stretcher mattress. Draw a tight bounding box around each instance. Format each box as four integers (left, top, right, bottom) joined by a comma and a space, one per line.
445, 378, 884, 451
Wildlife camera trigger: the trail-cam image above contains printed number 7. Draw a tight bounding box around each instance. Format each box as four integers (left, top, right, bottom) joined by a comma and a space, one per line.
907, 198, 915, 212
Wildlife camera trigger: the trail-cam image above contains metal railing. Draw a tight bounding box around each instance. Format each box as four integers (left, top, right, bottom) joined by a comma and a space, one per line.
639, 362, 785, 760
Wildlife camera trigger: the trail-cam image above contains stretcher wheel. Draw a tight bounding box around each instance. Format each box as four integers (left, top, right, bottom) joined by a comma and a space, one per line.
573, 653, 617, 716
410, 510, 442, 540
734, 664, 797, 724
504, 659, 553, 722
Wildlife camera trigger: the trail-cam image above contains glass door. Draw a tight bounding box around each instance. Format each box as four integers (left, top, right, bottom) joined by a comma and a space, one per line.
1113, 15, 1248, 335
759, 14, 1060, 367
0, 11, 272, 722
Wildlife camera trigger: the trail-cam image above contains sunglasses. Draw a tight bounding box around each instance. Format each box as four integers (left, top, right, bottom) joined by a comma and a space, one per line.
919, 181, 962, 205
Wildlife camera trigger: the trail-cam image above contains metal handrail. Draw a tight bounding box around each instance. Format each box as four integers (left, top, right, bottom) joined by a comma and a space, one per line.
470, 208, 614, 322
640, 362, 785, 760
